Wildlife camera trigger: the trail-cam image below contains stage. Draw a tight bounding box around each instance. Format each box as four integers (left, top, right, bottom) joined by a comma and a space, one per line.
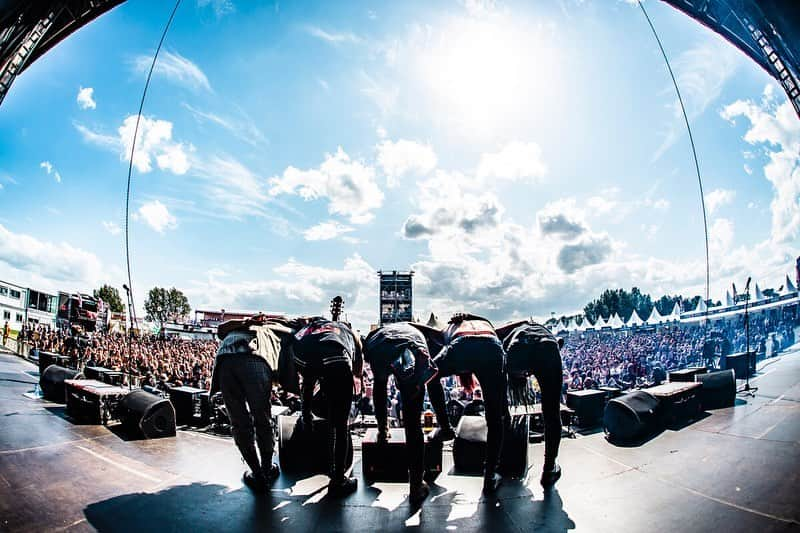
1, 348, 798, 532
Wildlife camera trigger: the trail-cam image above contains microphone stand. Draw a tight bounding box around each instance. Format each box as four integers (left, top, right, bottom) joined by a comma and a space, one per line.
123, 285, 137, 391
738, 278, 757, 397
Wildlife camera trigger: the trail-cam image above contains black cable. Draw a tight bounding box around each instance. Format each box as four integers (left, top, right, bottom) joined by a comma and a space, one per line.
124, 0, 182, 387
637, 1, 711, 327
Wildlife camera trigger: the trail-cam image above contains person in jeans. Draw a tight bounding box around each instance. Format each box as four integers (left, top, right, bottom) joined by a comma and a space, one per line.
292, 317, 363, 496
496, 319, 564, 487
430, 313, 507, 493
363, 322, 449, 503
212, 314, 295, 493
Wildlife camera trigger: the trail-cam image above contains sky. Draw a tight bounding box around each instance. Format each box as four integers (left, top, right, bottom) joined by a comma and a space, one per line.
0, 0, 798, 331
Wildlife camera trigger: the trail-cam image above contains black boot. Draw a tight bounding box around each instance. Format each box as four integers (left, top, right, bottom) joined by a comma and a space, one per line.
540, 463, 562, 487
328, 476, 358, 496
483, 471, 502, 494
410, 481, 430, 504
243, 471, 267, 493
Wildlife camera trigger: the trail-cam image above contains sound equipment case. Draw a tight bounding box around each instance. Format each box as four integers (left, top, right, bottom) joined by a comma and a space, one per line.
361, 428, 443, 481
169, 386, 206, 426
668, 367, 708, 383
646, 381, 703, 428
566, 389, 606, 427
64, 379, 128, 425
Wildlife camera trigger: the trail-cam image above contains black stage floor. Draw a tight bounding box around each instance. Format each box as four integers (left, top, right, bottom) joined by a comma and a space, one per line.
1, 348, 799, 533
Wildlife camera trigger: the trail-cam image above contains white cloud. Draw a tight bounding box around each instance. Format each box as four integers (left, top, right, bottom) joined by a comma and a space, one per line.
303, 221, 355, 241
721, 89, 800, 244
587, 195, 617, 215
376, 139, 437, 187
537, 198, 587, 239
651, 198, 670, 210
77, 115, 191, 175
709, 217, 735, 256
102, 221, 122, 235
704, 188, 736, 214
0, 223, 103, 285
136, 200, 177, 233
39, 161, 61, 183
132, 50, 211, 93
185, 254, 377, 329
305, 26, 362, 44
476, 141, 547, 183
360, 71, 399, 116
269, 147, 384, 224
77, 86, 96, 110
654, 39, 738, 160
197, 0, 235, 17
181, 102, 267, 147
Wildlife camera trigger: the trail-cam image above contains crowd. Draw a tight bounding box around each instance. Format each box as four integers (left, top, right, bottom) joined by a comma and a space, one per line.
14, 310, 798, 408
18, 323, 218, 391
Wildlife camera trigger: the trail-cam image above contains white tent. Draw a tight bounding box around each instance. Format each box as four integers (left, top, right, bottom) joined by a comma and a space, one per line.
670, 302, 682, 320
608, 313, 624, 329
646, 306, 664, 324
576, 316, 589, 331
695, 299, 708, 313
726, 291, 734, 307
596, 315, 610, 329
627, 309, 644, 327
786, 275, 797, 294
755, 283, 765, 301
564, 318, 579, 332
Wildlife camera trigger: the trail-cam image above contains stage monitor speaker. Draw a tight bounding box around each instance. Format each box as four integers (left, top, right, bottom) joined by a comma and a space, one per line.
278, 415, 353, 474
119, 389, 176, 439
452, 415, 529, 477
603, 391, 660, 444
566, 389, 606, 427
361, 428, 443, 481
695, 370, 736, 410
724, 352, 755, 379
668, 367, 708, 383
40, 364, 81, 402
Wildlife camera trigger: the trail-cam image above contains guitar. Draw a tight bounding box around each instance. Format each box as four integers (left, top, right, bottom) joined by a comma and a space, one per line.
330, 296, 344, 322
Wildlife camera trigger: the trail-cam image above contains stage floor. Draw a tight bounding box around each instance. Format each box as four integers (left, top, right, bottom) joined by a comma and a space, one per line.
1, 348, 799, 533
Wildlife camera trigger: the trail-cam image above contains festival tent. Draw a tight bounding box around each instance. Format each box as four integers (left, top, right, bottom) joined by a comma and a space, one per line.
608, 313, 624, 329
554, 319, 568, 333
695, 299, 708, 313
564, 318, 578, 332
786, 275, 797, 294
426, 312, 445, 329
575, 316, 589, 331
646, 306, 664, 324
670, 302, 682, 321
596, 315, 610, 329
755, 283, 765, 301
726, 291, 734, 307
627, 309, 644, 327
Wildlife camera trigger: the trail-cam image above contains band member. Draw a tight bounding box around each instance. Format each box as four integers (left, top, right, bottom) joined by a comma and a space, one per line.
430, 313, 507, 493
292, 316, 363, 496
496, 319, 564, 487
212, 314, 295, 493
363, 322, 450, 503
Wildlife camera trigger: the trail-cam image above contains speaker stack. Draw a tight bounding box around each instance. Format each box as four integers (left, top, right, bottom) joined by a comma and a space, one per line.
278, 415, 353, 474
451, 414, 530, 477
361, 428, 443, 481
566, 389, 606, 427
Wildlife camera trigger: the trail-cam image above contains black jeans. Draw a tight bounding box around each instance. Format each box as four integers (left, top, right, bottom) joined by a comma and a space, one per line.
508, 340, 563, 468
433, 336, 506, 476
216, 354, 274, 476
300, 361, 353, 482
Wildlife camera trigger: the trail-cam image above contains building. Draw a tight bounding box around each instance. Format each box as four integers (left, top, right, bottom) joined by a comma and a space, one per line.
378, 270, 414, 325
192, 309, 284, 328
0, 279, 26, 332
25, 288, 57, 328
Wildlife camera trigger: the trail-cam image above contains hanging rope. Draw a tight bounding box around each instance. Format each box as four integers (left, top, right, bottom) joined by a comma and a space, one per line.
124, 0, 182, 322
637, 1, 711, 324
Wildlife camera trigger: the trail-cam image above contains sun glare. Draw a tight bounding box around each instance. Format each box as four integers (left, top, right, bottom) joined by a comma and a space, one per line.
420, 17, 556, 134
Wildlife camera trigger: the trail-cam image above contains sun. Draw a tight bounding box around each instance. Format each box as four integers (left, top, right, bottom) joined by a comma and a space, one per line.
418, 16, 557, 135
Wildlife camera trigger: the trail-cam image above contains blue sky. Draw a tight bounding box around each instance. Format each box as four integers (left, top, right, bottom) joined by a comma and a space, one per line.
0, 0, 798, 330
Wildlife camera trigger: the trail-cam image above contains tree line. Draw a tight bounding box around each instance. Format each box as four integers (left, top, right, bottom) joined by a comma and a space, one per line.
92, 284, 191, 330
